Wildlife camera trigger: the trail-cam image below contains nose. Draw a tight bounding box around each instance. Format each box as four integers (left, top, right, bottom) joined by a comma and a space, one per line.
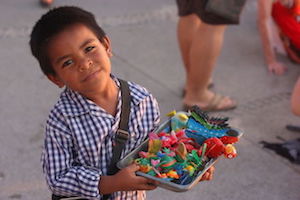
79, 58, 93, 72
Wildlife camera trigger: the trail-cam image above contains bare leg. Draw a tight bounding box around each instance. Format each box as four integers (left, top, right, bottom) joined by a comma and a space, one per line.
177, 15, 213, 88
177, 14, 201, 74
177, 14, 235, 110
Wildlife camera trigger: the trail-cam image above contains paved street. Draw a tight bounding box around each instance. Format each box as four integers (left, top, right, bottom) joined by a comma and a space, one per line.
1, 0, 300, 199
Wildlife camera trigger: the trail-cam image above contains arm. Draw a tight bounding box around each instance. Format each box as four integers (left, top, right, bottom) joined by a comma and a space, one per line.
42, 112, 101, 198
43, 112, 158, 198
291, 77, 300, 116
257, 0, 287, 75
99, 91, 160, 194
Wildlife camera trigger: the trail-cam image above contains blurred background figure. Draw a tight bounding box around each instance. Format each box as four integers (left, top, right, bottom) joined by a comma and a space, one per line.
40, 0, 53, 7
291, 77, 300, 116
286, 77, 300, 132
262, 76, 300, 163
176, 0, 237, 112
258, 0, 300, 75
258, 0, 300, 131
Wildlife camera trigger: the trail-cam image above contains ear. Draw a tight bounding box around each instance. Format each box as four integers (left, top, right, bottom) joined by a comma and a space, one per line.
102, 36, 113, 57
47, 74, 65, 88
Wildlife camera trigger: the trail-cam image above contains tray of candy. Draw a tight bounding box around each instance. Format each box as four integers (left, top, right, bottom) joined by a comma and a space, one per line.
117, 106, 243, 192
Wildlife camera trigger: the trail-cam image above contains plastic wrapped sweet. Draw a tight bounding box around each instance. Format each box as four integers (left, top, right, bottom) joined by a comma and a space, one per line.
134, 106, 240, 185
117, 106, 243, 191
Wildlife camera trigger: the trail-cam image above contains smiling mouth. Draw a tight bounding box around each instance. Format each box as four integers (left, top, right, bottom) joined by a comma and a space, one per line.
82, 69, 101, 82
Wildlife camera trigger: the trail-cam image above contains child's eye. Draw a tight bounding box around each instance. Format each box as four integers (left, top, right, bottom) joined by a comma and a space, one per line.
62, 59, 73, 68
85, 46, 95, 53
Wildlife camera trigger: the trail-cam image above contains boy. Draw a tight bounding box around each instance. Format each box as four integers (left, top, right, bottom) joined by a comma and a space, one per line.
30, 6, 214, 200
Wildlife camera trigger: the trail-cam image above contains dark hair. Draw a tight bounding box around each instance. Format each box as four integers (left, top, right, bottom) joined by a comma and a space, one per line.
30, 6, 106, 75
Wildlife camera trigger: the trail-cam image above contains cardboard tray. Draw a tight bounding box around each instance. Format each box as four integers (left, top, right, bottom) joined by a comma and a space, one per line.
117, 117, 242, 192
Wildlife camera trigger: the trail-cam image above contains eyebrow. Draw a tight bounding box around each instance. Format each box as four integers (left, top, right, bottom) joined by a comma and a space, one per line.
54, 39, 96, 65
80, 38, 95, 49
55, 54, 71, 65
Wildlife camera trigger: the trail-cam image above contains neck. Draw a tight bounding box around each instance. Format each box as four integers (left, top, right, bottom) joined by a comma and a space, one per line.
85, 78, 119, 116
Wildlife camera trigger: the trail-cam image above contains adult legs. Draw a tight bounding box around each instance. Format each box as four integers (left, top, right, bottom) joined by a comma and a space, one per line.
177, 14, 236, 110
177, 14, 201, 74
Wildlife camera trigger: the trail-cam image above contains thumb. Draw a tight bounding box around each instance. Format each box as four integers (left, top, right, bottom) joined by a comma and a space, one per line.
127, 163, 140, 172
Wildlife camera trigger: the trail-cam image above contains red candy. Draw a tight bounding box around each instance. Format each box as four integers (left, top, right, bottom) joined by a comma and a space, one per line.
220, 136, 239, 144
204, 137, 225, 158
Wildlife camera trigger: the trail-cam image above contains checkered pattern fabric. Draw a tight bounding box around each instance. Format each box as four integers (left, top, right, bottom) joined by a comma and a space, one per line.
41, 76, 160, 199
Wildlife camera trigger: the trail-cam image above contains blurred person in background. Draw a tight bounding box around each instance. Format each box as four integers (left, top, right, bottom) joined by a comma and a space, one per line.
286, 77, 300, 131
291, 77, 300, 116
176, 0, 237, 112
262, 76, 300, 161
258, 0, 300, 131
258, 0, 300, 75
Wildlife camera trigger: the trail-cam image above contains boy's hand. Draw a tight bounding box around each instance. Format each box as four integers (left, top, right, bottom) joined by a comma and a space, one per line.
115, 163, 159, 191
199, 166, 215, 181
99, 164, 158, 194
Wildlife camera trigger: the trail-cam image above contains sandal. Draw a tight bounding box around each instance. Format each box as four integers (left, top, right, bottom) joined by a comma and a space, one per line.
184, 93, 237, 112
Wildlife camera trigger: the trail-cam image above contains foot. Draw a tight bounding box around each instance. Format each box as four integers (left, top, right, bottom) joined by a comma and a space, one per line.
183, 92, 237, 112
182, 80, 214, 97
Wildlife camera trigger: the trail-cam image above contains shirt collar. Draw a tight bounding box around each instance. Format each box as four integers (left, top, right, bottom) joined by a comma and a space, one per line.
58, 74, 149, 117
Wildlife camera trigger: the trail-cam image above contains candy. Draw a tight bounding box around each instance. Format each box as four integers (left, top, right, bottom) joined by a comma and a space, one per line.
134, 107, 240, 185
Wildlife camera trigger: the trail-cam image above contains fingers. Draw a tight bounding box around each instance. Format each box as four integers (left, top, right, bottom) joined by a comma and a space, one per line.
200, 166, 215, 181
126, 163, 140, 172
144, 179, 159, 190
268, 62, 287, 75
115, 168, 157, 191
200, 173, 208, 181
206, 166, 215, 180
143, 182, 158, 191
147, 179, 160, 186
272, 67, 286, 75
135, 177, 158, 190
137, 184, 157, 191
135, 176, 158, 185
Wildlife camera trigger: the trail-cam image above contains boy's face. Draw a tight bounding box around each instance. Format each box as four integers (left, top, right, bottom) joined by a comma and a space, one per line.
46, 23, 113, 96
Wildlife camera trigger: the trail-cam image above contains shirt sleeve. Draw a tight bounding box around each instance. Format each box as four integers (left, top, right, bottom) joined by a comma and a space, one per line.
41, 110, 102, 198
150, 94, 161, 130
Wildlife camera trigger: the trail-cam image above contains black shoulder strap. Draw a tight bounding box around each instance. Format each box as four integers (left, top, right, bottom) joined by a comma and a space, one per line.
117, 79, 130, 139
107, 79, 131, 175
103, 79, 131, 200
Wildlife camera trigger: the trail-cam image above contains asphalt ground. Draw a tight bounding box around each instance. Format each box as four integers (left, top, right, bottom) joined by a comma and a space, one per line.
1, 0, 300, 199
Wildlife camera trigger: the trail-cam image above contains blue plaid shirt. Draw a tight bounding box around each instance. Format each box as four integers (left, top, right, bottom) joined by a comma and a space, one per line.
41, 76, 160, 199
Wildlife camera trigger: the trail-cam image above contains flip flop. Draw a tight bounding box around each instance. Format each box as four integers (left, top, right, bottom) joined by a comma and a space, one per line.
184, 93, 237, 112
